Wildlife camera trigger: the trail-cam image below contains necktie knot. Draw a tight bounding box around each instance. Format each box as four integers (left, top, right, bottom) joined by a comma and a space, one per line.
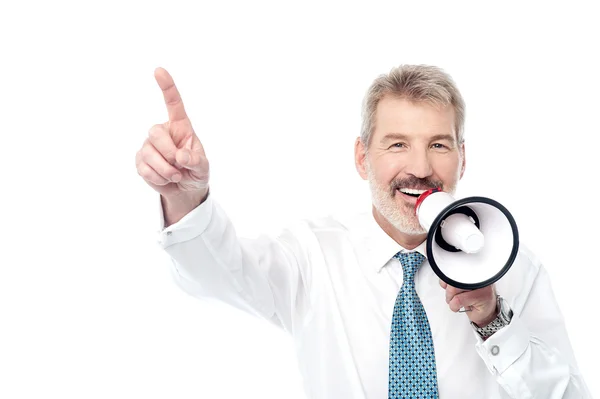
393, 251, 425, 285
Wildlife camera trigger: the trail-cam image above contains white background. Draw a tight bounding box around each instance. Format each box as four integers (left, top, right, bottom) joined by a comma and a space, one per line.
1, 1, 598, 398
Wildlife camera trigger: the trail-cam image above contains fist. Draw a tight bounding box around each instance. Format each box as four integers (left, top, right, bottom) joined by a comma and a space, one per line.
439, 279, 498, 327
136, 67, 209, 199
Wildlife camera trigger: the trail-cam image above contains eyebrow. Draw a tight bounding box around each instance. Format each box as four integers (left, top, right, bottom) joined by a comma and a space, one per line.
381, 133, 410, 143
381, 133, 456, 144
430, 134, 456, 143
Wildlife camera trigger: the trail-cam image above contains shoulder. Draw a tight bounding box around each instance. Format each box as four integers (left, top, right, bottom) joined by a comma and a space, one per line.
515, 243, 543, 270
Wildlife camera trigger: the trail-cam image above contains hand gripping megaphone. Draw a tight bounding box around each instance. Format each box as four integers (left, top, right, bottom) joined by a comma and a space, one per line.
415, 188, 519, 290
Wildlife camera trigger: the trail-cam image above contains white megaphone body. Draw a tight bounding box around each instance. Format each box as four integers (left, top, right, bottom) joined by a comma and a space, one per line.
415, 188, 519, 290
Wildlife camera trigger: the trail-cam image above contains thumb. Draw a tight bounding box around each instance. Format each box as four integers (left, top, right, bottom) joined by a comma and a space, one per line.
177, 134, 198, 168
176, 146, 207, 174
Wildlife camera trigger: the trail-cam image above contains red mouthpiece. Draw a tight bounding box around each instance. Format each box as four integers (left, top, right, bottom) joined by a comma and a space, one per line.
415, 188, 442, 213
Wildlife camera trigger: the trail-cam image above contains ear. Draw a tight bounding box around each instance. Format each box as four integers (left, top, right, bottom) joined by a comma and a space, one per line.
459, 143, 466, 179
355, 137, 368, 180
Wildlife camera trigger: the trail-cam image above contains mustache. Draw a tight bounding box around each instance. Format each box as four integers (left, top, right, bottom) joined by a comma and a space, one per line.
390, 177, 442, 193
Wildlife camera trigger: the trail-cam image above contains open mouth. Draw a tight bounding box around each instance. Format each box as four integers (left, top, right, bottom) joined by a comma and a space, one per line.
397, 188, 429, 198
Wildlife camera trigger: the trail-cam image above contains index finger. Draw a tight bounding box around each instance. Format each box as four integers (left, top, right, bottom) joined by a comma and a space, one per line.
445, 284, 467, 303
154, 67, 188, 122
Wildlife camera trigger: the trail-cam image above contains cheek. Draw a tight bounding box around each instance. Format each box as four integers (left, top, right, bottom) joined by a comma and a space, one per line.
431, 156, 461, 182
372, 156, 403, 182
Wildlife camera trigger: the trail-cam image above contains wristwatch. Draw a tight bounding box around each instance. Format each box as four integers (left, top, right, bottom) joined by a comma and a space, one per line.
471, 295, 513, 339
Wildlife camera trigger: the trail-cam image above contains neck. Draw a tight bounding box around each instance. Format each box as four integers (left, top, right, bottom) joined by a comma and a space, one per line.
372, 206, 426, 250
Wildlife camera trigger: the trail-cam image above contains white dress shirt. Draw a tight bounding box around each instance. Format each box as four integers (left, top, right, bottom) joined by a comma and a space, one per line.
156, 193, 591, 398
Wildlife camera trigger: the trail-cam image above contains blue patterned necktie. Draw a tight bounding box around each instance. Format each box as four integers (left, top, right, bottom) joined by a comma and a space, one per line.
389, 251, 439, 399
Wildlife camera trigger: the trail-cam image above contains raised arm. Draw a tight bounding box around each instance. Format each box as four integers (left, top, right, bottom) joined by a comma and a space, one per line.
136, 67, 210, 227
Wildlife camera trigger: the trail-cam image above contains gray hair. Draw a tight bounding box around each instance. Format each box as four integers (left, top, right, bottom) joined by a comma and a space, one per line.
360, 64, 466, 149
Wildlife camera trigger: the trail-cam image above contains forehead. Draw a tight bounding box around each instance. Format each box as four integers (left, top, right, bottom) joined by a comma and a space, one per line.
372, 95, 456, 141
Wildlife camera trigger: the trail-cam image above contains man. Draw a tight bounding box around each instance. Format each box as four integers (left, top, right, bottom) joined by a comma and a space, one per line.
136, 64, 591, 398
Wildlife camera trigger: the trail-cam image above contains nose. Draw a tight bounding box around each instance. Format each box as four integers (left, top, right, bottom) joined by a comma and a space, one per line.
405, 148, 433, 179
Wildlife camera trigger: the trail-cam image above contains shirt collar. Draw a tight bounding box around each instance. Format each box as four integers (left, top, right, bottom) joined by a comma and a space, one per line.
351, 210, 428, 273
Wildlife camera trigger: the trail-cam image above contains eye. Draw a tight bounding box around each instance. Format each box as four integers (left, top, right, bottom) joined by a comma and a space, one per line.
431, 143, 450, 151
390, 142, 406, 149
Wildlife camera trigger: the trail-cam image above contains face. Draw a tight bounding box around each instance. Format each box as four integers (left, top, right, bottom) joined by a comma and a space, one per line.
355, 95, 465, 235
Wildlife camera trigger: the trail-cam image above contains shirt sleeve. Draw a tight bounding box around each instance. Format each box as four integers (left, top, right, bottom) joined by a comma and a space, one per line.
156, 192, 313, 334
473, 263, 592, 398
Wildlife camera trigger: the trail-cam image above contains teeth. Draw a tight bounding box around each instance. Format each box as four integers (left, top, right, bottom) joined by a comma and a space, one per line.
399, 188, 427, 195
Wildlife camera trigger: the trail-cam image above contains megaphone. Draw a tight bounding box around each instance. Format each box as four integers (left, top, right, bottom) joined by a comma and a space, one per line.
415, 188, 519, 290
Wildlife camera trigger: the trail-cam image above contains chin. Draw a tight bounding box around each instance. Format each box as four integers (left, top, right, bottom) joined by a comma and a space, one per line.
391, 220, 427, 236
373, 202, 426, 236
367, 169, 428, 236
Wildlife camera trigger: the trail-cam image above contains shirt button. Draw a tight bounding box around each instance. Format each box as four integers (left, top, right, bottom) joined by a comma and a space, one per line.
491, 345, 500, 356
166, 231, 172, 236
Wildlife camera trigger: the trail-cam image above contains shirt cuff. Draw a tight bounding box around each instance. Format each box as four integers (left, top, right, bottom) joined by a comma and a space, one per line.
474, 313, 530, 375
156, 193, 214, 248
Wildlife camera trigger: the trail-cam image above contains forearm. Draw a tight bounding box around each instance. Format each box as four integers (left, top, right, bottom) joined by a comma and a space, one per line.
165, 229, 277, 320
158, 193, 309, 331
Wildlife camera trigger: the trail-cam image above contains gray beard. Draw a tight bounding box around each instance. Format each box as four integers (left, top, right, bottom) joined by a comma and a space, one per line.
368, 180, 426, 235
365, 162, 457, 236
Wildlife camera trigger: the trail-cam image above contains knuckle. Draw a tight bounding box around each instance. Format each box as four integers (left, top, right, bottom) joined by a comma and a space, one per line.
141, 141, 154, 159
163, 149, 176, 163
148, 124, 165, 141
138, 165, 152, 180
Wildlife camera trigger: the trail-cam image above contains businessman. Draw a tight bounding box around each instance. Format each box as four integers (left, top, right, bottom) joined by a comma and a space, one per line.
136, 64, 591, 398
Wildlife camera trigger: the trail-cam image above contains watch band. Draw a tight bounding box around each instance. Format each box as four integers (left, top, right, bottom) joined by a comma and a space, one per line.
471, 295, 513, 339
